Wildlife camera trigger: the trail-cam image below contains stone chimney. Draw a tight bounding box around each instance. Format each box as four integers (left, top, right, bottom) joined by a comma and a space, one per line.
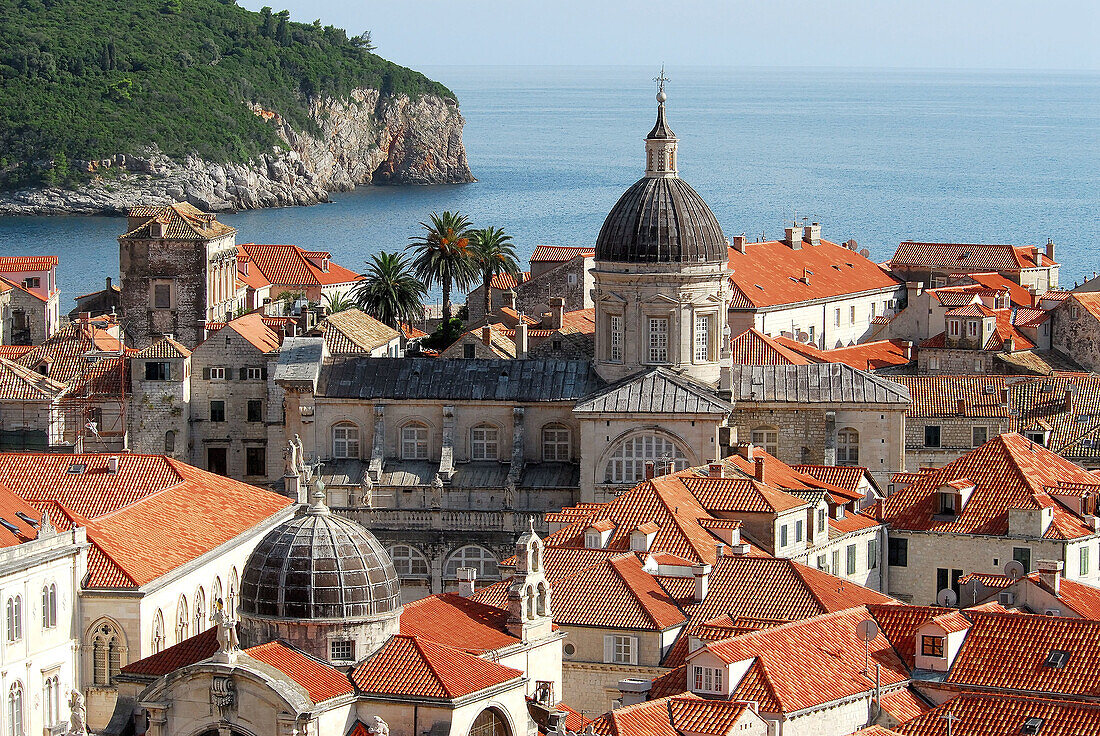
481, 325, 492, 347
549, 297, 565, 330
732, 234, 748, 254
785, 226, 802, 250
1065, 387, 1074, 414
754, 456, 766, 483
804, 222, 821, 246
505, 289, 517, 311
738, 442, 755, 460
1047, 238, 1056, 263
1004, 336, 1016, 353
957, 398, 966, 416
618, 679, 652, 708
1037, 559, 1063, 596
692, 564, 711, 602
107, 456, 120, 474
708, 463, 725, 478
644, 461, 655, 480
78, 312, 92, 338
105, 276, 112, 291
457, 567, 477, 597
903, 341, 914, 362
515, 322, 528, 359
800, 268, 811, 285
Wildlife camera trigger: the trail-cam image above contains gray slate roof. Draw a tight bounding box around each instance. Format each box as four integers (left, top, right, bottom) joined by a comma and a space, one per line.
319, 357, 601, 402
574, 368, 734, 414
728, 363, 911, 405
274, 337, 326, 387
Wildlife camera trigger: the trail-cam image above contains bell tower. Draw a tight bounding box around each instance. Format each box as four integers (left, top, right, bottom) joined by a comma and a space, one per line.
506, 521, 553, 642
645, 68, 678, 178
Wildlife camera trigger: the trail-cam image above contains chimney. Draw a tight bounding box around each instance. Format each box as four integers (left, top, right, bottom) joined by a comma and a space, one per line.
105, 276, 112, 290
957, 398, 966, 416
692, 564, 711, 602
715, 542, 726, 558
1031, 246, 1040, 264
1047, 238, 1056, 263
107, 456, 119, 474
909, 281, 925, 299
617, 679, 652, 708
549, 297, 565, 330
785, 226, 802, 249
903, 341, 914, 362
457, 567, 477, 597
505, 289, 517, 311
708, 463, 725, 478
732, 234, 748, 254
78, 312, 92, 338
1065, 387, 1074, 414
1004, 336, 1015, 353
800, 268, 811, 285
644, 461, 655, 480
804, 222, 821, 246
738, 442, 755, 460
1037, 559, 1063, 596
753, 456, 766, 483
1000, 386, 1010, 406
481, 325, 492, 347
515, 322, 528, 359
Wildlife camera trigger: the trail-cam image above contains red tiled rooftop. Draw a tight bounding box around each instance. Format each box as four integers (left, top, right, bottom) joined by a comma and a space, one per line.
896, 693, 1100, 736
351, 634, 521, 699
530, 245, 594, 262
247, 640, 354, 702
400, 594, 519, 654
0, 256, 58, 271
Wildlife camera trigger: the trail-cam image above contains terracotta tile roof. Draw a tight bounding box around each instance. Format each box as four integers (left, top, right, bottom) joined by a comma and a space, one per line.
132, 337, 191, 359
1068, 291, 1100, 323
0, 357, 66, 401
728, 329, 813, 365
123, 203, 236, 240
316, 309, 400, 354
351, 634, 522, 699
0, 275, 47, 303
700, 606, 909, 713
830, 510, 882, 536
930, 285, 985, 307
591, 694, 752, 736
0, 346, 33, 361
896, 693, 1100, 736
817, 340, 913, 371
238, 243, 362, 288
489, 271, 530, 290
15, 322, 129, 397
791, 465, 869, 495
646, 665, 688, 700
877, 687, 932, 723
963, 271, 1034, 307
890, 375, 1012, 418
119, 627, 219, 676
853, 727, 905, 736
0, 256, 57, 275
546, 553, 686, 630
867, 603, 951, 670
0, 482, 44, 548
958, 572, 1013, 590
203, 311, 282, 353
400, 323, 428, 339
1013, 307, 1050, 328
876, 432, 1097, 538
246, 640, 354, 702
890, 241, 1053, 272
728, 239, 902, 310
1039, 576, 1100, 619
945, 302, 998, 318
400, 594, 519, 654
680, 476, 808, 514
530, 245, 594, 262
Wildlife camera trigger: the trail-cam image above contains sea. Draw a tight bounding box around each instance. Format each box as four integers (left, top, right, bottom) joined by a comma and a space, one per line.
2, 66, 1099, 305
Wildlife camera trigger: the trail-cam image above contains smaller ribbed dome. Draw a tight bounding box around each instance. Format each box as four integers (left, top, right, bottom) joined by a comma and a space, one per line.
240, 504, 400, 621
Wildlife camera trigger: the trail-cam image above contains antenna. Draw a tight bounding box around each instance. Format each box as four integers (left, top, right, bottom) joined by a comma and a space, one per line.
1004, 559, 1026, 581
942, 709, 957, 736
856, 618, 880, 674
937, 588, 958, 608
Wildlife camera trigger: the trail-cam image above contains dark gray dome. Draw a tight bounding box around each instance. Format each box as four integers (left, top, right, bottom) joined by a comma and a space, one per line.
239, 508, 400, 621
595, 176, 727, 263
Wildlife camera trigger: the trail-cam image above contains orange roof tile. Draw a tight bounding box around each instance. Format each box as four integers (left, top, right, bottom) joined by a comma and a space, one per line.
530, 246, 594, 262
203, 311, 283, 353
123, 203, 236, 240
890, 241, 1052, 272
0, 346, 33, 361
591, 694, 752, 736
0, 357, 66, 401
896, 693, 1100, 736
119, 627, 219, 676
817, 339, 914, 371
877, 686, 932, 723
547, 553, 686, 630
246, 640, 354, 702
964, 271, 1035, 307
791, 465, 869, 495
351, 634, 522, 699
728, 329, 813, 366
238, 243, 362, 289
400, 594, 519, 654
489, 271, 530, 290
0, 256, 58, 271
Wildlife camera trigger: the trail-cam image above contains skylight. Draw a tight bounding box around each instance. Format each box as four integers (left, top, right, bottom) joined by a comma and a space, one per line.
67, 463, 86, 474
1043, 649, 1070, 669
14, 512, 36, 527
1022, 716, 1045, 735
0, 519, 19, 535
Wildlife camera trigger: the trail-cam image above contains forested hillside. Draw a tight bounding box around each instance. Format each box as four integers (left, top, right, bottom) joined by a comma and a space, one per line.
0, 0, 454, 187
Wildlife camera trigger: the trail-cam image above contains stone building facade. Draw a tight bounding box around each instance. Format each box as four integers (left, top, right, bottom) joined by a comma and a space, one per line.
0, 255, 61, 346
1051, 291, 1100, 373
465, 246, 595, 325
127, 337, 191, 460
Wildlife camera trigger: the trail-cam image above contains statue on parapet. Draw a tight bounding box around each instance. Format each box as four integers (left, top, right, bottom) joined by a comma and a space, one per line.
65, 691, 88, 736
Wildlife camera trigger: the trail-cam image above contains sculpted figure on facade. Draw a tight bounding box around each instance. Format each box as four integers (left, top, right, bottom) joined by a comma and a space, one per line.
65, 691, 88, 736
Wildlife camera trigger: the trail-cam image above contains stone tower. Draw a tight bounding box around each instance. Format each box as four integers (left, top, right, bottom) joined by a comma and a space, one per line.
591, 75, 730, 385
506, 522, 553, 642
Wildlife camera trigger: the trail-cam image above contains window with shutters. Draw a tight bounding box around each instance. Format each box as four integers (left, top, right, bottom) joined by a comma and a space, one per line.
247, 399, 263, 423
835, 308, 841, 326
795, 520, 803, 543
332, 423, 360, 459
471, 425, 499, 461
846, 544, 857, 575
868, 539, 879, 569
780, 525, 788, 547
648, 317, 669, 363
209, 400, 225, 423
401, 422, 429, 460
208, 367, 225, 380
817, 508, 826, 533
609, 315, 624, 362
604, 634, 638, 664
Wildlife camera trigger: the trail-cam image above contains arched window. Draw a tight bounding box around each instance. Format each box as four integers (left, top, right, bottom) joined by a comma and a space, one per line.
401, 422, 429, 460
41, 583, 57, 629
6, 596, 21, 642
525, 585, 535, 619
211, 577, 223, 619
387, 545, 429, 577
43, 675, 60, 727
537, 581, 550, 616
332, 422, 360, 459
194, 587, 206, 633
444, 546, 499, 580
91, 620, 123, 685
151, 609, 165, 653
471, 424, 499, 461
541, 424, 571, 462
751, 426, 779, 456
603, 432, 688, 484
837, 428, 860, 465
227, 568, 239, 614
470, 708, 511, 736
7, 682, 23, 736
164, 430, 176, 453
175, 595, 189, 642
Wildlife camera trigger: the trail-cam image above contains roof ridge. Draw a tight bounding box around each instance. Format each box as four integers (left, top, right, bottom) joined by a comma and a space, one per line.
607, 555, 663, 629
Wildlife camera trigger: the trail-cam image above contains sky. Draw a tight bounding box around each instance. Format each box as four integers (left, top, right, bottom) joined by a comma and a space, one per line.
238, 0, 1100, 71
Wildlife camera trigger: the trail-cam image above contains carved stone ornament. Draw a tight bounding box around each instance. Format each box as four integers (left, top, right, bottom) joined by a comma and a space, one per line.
65, 690, 88, 736
211, 675, 236, 717
367, 716, 390, 736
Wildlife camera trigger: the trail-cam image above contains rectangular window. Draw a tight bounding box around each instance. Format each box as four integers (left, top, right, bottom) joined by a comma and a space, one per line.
846, 543, 857, 575
751, 428, 778, 456
247, 399, 263, 423
648, 317, 669, 363
153, 283, 172, 309
972, 426, 988, 447
209, 400, 225, 423
949, 320, 960, 337
921, 635, 944, 657
692, 665, 723, 693
1013, 547, 1032, 572
605, 635, 637, 664
471, 426, 499, 461
694, 313, 713, 362
207, 447, 228, 476
928, 356, 940, 370
868, 539, 879, 569
334, 424, 360, 459
330, 640, 355, 661
939, 492, 957, 516
888, 538, 908, 567
871, 302, 877, 318
795, 520, 803, 543
542, 427, 571, 462
850, 305, 856, 323
817, 554, 828, 570
967, 320, 979, 337
209, 367, 226, 380
831, 550, 840, 575
925, 425, 941, 448
817, 508, 826, 533
808, 325, 816, 344
1081, 546, 1090, 576
23, 277, 40, 289
610, 315, 623, 362
402, 425, 429, 460
245, 446, 265, 476
780, 524, 788, 547
463, 343, 475, 359
835, 308, 841, 326
246, 366, 263, 380
144, 361, 170, 381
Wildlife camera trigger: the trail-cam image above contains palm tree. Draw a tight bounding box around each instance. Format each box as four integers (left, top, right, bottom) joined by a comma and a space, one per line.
323, 290, 355, 315
470, 226, 520, 320
407, 211, 477, 321
353, 251, 427, 329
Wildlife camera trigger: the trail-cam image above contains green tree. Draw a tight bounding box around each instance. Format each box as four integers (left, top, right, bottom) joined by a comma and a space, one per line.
323, 290, 355, 314
350, 31, 374, 52
353, 251, 426, 329
469, 226, 520, 320
407, 211, 476, 321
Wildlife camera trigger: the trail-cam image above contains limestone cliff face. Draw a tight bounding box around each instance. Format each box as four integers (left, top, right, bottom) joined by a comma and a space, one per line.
0, 89, 474, 215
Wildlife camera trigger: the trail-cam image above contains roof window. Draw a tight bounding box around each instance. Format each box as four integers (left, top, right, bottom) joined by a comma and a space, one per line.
14, 512, 36, 527
1043, 649, 1070, 669
0, 519, 19, 535
67, 463, 86, 474
1022, 716, 1044, 735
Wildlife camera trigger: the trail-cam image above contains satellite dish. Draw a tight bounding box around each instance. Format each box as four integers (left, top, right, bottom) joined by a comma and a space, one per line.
856, 619, 880, 643
937, 588, 958, 608
1004, 560, 1026, 581
859, 248, 871, 258
797, 331, 809, 342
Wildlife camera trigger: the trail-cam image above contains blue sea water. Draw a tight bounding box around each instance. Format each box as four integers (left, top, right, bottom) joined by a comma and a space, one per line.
2, 66, 1099, 306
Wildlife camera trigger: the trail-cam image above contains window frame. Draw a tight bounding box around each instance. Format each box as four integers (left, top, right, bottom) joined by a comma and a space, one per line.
612, 634, 636, 665
647, 316, 669, 364
6, 596, 21, 642
246, 399, 263, 423
541, 425, 571, 462
609, 314, 624, 363
144, 361, 171, 381
330, 640, 355, 661
924, 425, 941, 448
387, 544, 430, 577
837, 427, 860, 465
921, 635, 945, 657
208, 366, 226, 380
972, 425, 988, 447
471, 424, 500, 461
694, 312, 716, 363
846, 543, 857, 575
152, 282, 172, 310
209, 400, 226, 423
245, 446, 266, 477
888, 538, 908, 567
332, 422, 361, 459
246, 366, 263, 380
751, 427, 779, 456
602, 432, 687, 484
401, 422, 430, 460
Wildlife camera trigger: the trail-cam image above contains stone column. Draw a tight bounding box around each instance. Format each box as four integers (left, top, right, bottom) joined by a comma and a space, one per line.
142, 703, 168, 736
368, 404, 385, 481
439, 405, 455, 481
507, 407, 525, 493
824, 410, 837, 466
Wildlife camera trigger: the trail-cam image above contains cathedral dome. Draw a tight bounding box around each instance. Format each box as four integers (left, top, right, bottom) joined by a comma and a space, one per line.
239, 489, 400, 622
594, 83, 726, 264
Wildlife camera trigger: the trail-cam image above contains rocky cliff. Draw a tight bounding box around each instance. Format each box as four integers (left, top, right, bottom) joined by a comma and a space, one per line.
0, 88, 473, 216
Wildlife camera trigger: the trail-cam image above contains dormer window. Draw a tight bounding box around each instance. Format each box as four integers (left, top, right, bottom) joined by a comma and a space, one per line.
921, 635, 944, 657
966, 319, 979, 337
691, 665, 724, 694
585, 531, 601, 549
948, 319, 960, 337
939, 491, 957, 516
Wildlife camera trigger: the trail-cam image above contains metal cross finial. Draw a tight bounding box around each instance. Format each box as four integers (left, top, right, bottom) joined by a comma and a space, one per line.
654, 66, 670, 95
941, 710, 957, 736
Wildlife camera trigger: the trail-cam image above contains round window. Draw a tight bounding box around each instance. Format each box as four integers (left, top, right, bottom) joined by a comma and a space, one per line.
563, 643, 576, 657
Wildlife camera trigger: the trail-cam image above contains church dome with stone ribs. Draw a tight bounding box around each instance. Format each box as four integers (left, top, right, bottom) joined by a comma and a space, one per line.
594, 85, 727, 264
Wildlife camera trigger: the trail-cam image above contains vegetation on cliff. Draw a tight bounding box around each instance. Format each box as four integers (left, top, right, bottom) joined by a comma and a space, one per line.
0, 0, 455, 187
